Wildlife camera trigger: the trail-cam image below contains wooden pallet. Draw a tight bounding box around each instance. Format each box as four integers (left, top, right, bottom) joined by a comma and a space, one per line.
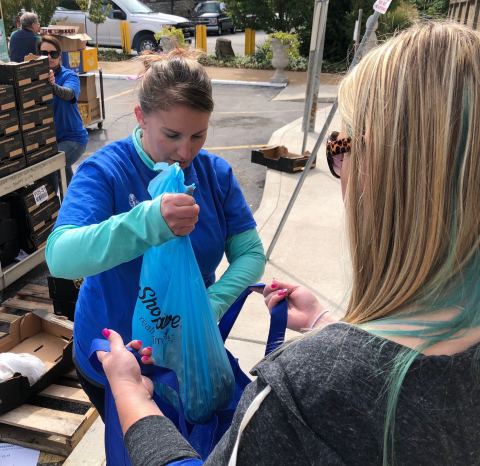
0, 285, 98, 457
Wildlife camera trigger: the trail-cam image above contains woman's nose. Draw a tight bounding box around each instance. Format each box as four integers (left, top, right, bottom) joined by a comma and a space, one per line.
177, 140, 192, 159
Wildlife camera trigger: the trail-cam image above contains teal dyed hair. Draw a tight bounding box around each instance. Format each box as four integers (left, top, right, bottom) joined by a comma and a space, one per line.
338, 21, 480, 465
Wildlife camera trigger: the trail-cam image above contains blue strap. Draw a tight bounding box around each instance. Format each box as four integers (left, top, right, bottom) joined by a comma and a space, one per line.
265, 298, 288, 356
88, 340, 189, 437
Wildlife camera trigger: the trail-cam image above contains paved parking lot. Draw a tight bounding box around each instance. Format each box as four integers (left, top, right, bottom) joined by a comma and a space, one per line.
82, 79, 304, 212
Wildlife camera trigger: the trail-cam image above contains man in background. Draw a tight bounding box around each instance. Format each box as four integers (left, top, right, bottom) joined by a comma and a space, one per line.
9, 12, 41, 62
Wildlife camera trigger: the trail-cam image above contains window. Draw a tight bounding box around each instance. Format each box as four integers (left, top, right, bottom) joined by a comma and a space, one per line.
58, 0, 81, 11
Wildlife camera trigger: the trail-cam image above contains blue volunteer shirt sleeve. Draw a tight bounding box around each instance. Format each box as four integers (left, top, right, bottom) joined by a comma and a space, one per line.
46, 159, 175, 279
60, 69, 81, 101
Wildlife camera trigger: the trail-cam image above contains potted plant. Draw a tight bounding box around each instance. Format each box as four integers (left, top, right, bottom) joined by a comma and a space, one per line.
268, 32, 300, 83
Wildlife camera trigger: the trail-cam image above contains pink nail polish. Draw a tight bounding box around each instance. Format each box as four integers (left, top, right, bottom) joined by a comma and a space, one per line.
136, 340, 143, 346
102, 328, 110, 338
141, 355, 149, 363
271, 281, 278, 289
145, 347, 153, 352
278, 290, 287, 297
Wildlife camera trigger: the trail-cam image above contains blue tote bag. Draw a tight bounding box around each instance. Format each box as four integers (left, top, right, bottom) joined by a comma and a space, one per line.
89, 285, 288, 465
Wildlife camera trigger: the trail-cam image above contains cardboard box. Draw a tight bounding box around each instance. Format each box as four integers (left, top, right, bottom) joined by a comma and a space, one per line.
17, 81, 53, 111
78, 97, 101, 126
0, 59, 49, 88
0, 133, 24, 161
0, 156, 26, 180
42, 24, 91, 52
19, 104, 54, 132
79, 74, 97, 102
0, 110, 20, 137
5, 179, 60, 252
251, 145, 315, 173
62, 47, 98, 74
0, 85, 16, 113
25, 143, 58, 167
0, 308, 73, 415
22, 125, 57, 154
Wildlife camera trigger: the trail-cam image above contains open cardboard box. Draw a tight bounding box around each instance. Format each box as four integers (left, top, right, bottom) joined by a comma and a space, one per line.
0, 308, 73, 414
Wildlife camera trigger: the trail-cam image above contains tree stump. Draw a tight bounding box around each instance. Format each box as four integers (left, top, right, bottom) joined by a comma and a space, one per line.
215, 38, 235, 59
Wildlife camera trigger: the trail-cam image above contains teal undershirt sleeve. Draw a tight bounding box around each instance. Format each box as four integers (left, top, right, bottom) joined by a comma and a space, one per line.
46, 196, 175, 279
207, 228, 266, 321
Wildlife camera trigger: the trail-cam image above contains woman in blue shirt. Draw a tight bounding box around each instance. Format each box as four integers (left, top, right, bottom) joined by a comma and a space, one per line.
39, 35, 88, 187
46, 49, 266, 419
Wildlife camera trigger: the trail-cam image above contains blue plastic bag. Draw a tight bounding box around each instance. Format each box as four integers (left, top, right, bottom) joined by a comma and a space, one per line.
90, 285, 288, 465
132, 162, 235, 424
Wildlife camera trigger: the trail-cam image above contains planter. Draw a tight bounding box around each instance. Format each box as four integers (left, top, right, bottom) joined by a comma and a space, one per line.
270, 38, 289, 84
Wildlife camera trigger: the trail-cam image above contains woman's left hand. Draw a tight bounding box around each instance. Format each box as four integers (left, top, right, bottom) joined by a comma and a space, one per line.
96, 329, 154, 400
48, 70, 55, 86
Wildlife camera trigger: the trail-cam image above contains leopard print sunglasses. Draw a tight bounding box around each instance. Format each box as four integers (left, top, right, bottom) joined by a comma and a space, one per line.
326, 131, 351, 179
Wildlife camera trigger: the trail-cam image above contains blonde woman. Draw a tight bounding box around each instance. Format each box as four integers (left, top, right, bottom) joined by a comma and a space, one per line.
97, 22, 480, 465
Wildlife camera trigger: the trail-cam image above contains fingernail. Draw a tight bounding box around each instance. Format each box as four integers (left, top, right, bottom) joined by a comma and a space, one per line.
136, 340, 143, 346
278, 289, 287, 297
102, 328, 110, 338
141, 355, 150, 363
145, 347, 152, 352
271, 281, 278, 289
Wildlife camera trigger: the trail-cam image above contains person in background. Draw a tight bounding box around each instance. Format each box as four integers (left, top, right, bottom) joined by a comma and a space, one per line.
9, 12, 41, 63
98, 22, 480, 466
39, 35, 88, 188
46, 49, 265, 421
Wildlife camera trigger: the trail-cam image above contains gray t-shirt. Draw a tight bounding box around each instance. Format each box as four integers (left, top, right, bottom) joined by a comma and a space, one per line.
125, 323, 480, 465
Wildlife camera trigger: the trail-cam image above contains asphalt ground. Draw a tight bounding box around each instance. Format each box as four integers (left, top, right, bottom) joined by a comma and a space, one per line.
82, 79, 305, 212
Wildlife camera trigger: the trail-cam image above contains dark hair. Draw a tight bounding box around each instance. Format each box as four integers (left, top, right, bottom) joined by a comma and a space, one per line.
137, 48, 213, 114
39, 35, 62, 54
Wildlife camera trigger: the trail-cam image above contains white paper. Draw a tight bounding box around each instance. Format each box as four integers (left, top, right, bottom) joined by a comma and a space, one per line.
0, 443, 40, 466
373, 0, 393, 14
33, 185, 48, 205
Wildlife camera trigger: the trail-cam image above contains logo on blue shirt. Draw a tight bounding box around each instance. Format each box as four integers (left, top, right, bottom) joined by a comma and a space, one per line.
128, 193, 139, 208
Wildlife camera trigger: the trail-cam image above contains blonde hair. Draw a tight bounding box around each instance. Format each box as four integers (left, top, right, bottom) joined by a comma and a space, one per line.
136, 49, 213, 114
338, 21, 480, 325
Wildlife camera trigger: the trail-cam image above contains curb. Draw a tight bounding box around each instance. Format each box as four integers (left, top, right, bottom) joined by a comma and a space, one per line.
94, 73, 287, 88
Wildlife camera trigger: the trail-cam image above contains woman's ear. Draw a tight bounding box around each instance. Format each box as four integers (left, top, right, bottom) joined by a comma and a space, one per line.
134, 105, 146, 129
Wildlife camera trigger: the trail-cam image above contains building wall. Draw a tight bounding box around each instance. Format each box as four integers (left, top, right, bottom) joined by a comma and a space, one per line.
448, 0, 480, 29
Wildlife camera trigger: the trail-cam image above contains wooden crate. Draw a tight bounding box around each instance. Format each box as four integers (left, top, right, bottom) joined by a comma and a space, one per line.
0, 374, 98, 456
0, 285, 98, 457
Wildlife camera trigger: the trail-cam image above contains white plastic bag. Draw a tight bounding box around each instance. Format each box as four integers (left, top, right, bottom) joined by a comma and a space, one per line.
0, 353, 47, 385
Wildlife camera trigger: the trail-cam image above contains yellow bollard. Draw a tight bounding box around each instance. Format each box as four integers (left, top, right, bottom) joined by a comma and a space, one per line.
245, 28, 256, 55
120, 21, 132, 54
196, 25, 207, 52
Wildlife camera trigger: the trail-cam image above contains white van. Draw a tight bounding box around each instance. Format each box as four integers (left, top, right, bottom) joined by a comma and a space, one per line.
52, 0, 194, 53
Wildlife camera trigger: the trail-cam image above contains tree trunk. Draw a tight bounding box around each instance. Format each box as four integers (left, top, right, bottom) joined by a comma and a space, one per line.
96, 23, 99, 49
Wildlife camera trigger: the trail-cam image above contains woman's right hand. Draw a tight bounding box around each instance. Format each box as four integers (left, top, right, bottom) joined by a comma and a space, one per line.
263, 280, 332, 332
161, 193, 199, 236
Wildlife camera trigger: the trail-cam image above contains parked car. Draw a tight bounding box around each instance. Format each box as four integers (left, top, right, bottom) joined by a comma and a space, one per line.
192, 1, 234, 35
53, 0, 195, 53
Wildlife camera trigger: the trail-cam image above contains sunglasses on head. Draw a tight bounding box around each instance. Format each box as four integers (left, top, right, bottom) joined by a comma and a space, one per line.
326, 131, 352, 179
40, 50, 60, 59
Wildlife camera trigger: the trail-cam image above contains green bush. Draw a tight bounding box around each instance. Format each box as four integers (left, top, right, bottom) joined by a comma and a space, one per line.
154, 26, 187, 48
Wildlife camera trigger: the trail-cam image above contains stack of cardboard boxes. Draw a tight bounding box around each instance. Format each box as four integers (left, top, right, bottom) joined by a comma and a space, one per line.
42, 25, 101, 127
0, 84, 25, 178
0, 59, 58, 170
78, 74, 101, 126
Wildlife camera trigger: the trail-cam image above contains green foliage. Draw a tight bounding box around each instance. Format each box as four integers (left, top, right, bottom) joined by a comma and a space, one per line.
88, 0, 112, 25
154, 26, 186, 47
198, 48, 308, 71
98, 48, 134, 61
2, 0, 59, 34
410, 0, 449, 17
224, 0, 315, 57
